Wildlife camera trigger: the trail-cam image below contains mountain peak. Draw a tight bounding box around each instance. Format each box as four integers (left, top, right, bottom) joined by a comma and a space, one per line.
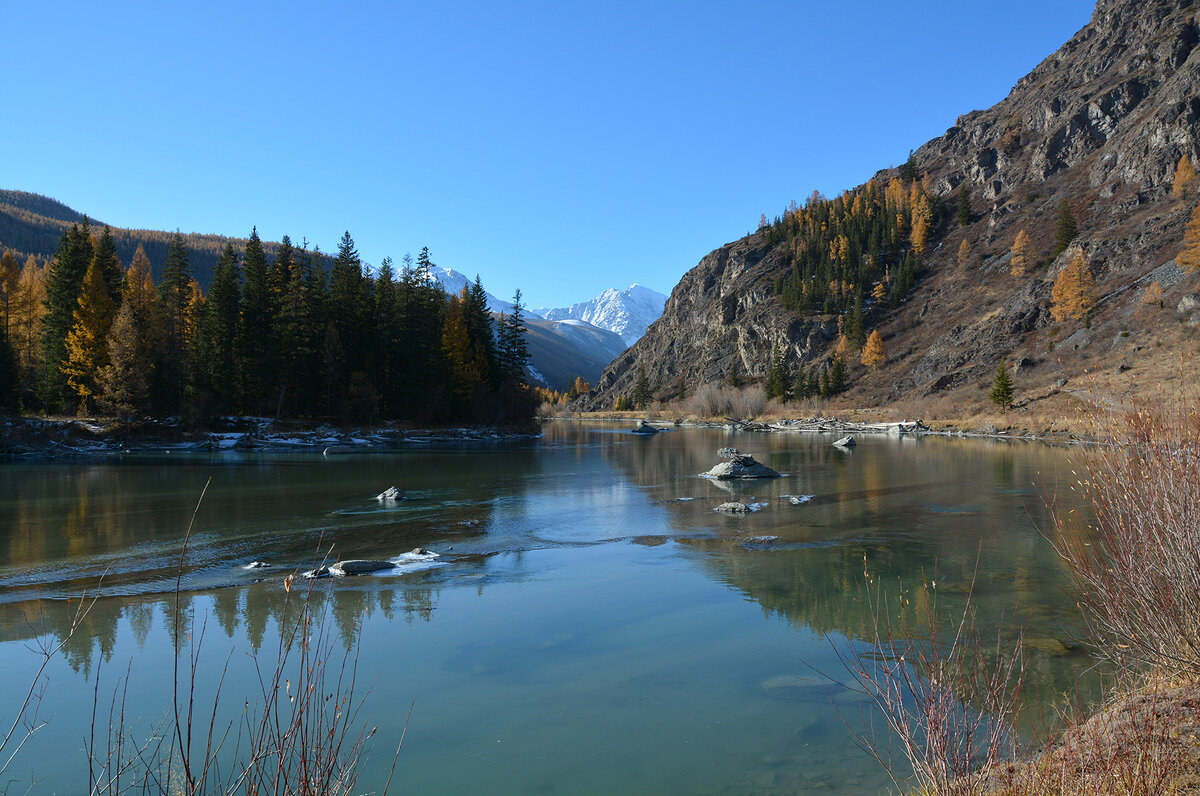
535, 284, 667, 346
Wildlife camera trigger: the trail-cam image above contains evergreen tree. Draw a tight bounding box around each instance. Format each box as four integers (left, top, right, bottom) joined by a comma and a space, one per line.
1052, 199, 1077, 260
464, 275, 497, 387
236, 227, 277, 412
157, 232, 192, 412
41, 220, 94, 407
632, 367, 651, 409
729, 360, 741, 388
98, 299, 152, 417
93, 226, 123, 305
0, 328, 17, 411
989, 360, 1015, 412
497, 289, 529, 384
203, 245, 241, 412
328, 231, 372, 405
764, 345, 787, 400
63, 259, 115, 413
957, 185, 972, 227
845, 293, 866, 349
792, 367, 809, 401
274, 252, 318, 417
372, 257, 400, 414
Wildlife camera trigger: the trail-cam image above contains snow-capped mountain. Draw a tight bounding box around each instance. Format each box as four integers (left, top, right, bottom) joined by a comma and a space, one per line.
428, 266, 515, 314
532, 284, 667, 346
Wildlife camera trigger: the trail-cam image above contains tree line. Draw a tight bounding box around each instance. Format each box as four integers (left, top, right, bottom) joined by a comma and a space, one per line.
0, 222, 535, 426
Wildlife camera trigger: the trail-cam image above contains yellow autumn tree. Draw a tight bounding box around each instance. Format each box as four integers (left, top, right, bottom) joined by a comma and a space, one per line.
1050, 249, 1096, 322
0, 251, 17, 334
1179, 202, 1200, 273
861, 329, 886, 368
910, 194, 932, 254
1010, 229, 1034, 277
63, 259, 116, 413
1140, 281, 1164, 309
872, 281, 887, 303
10, 255, 47, 371
1172, 154, 1196, 199
957, 238, 973, 268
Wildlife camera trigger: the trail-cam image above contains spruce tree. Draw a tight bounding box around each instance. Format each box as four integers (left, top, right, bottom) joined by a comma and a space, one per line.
203, 245, 241, 412
93, 226, 123, 306
464, 275, 497, 387
497, 289, 529, 384
764, 345, 786, 400
1052, 199, 1077, 260
40, 220, 94, 407
236, 227, 276, 412
957, 185, 972, 227
989, 360, 1015, 412
157, 232, 192, 413
632, 367, 651, 409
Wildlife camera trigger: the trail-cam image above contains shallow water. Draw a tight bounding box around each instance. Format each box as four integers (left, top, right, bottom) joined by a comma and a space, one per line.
0, 422, 1098, 794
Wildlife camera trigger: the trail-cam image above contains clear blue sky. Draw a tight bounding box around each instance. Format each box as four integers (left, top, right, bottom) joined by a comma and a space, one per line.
3, 1, 1095, 308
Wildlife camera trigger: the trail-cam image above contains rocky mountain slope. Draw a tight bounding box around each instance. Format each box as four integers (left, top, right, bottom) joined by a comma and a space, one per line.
523, 318, 628, 391
585, 0, 1200, 415
533, 284, 668, 345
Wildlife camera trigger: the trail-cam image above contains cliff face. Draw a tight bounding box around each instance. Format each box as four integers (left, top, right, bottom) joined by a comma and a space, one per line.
585, 0, 1200, 412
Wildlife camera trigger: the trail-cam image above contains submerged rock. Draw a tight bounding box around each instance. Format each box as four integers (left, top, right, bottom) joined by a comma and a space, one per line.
376, 486, 407, 502
302, 565, 331, 579
243, 561, 272, 569
703, 452, 780, 479
714, 502, 751, 513
330, 559, 397, 576
832, 435, 856, 448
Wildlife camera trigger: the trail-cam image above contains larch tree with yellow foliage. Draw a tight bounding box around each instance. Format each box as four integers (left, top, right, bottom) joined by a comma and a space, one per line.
910, 195, 932, 254
1050, 249, 1096, 322
872, 281, 887, 303
1172, 154, 1196, 199
1140, 281, 1164, 309
957, 238, 973, 268
1179, 202, 1200, 273
1010, 230, 1033, 277
861, 329, 886, 368
98, 246, 162, 415
63, 259, 116, 413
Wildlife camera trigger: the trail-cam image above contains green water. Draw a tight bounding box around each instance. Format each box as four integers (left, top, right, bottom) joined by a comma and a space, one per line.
0, 422, 1097, 794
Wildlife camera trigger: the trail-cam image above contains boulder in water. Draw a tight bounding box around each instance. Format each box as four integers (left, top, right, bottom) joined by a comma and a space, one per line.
376, 486, 407, 502
632, 419, 659, 434
832, 435, 856, 448
714, 502, 752, 513
330, 559, 397, 576
302, 565, 331, 579
703, 452, 780, 479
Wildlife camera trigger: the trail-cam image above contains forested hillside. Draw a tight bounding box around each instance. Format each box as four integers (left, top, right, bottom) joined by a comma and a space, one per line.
585, 0, 1200, 418
0, 221, 535, 426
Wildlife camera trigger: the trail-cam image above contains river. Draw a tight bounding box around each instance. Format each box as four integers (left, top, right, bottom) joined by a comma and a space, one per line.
0, 421, 1098, 794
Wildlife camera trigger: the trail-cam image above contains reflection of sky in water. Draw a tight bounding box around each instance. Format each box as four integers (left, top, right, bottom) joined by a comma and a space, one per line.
0, 424, 1099, 794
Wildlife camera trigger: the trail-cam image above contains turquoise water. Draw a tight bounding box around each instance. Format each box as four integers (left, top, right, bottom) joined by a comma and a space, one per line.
0, 422, 1096, 794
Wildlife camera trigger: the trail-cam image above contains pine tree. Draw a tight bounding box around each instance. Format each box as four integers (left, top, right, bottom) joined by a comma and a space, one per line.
156, 232, 192, 413
764, 345, 787, 400
957, 185, 972, 226
845, 293, 866, 349
63, 259, 115, 413
463, 275, 497, 387
1172, 154, 1196, 199
1010, 229, 1033, 277
41, 220, 94, 407
989, 360, 1015, 412
497, 289, 530, 384
236, 227, 276, 412
1051, 249, 1096, 322
92, 226, 123, 306
1179, 202, 1200, 273
203, 244, 241, 412
861, 329, 886, 368
1052, 199, 1077, 260
632, 367, 652, 409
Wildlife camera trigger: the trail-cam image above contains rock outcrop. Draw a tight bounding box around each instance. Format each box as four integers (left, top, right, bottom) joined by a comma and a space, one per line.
583, 0, 1200, 412
703, 452, 780, 480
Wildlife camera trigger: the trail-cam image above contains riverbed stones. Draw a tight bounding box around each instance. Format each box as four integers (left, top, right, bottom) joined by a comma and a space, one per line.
702, 452, 780, 479
714, 502, 751, 513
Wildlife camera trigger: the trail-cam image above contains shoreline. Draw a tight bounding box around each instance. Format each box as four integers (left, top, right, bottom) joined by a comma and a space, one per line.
0, 415, 540, 460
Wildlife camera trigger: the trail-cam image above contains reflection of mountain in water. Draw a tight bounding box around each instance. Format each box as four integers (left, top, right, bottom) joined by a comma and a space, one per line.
594, 425, 1101, 708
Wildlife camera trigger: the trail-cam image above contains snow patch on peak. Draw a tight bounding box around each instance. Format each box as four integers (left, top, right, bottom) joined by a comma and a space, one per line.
537, 285, 667, 345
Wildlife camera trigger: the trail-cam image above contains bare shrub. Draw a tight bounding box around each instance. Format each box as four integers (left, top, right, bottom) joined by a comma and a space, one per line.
686, 382, 767, 420
839, 568, 1026, 795
1052, 403, 1200, 679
